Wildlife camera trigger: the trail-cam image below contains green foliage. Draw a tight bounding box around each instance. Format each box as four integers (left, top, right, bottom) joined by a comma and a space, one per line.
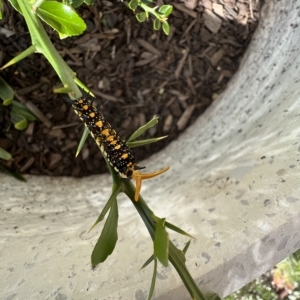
0, 77, 36, 130
153, 217, 169, 266
37, 1, 86, 39
127, 0, 172, 35
91, 198, 119, 267
0, 147, 12, 160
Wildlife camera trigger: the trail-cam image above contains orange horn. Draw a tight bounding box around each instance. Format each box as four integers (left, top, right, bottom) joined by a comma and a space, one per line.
132, 166, 170, 201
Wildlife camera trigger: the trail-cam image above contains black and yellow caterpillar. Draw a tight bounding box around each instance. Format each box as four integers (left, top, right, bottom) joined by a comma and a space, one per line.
69, 96, 169, 201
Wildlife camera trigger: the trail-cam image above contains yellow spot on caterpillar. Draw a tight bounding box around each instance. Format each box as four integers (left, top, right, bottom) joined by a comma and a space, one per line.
89, 112, 95, 118
110, 140, 117, 145
96, 120, 103, 127
101, 129, 110, 136
78, 99, 84, 104
106, 136, 115, 142
121, 153, 129, 160
127, 162, 133, 167
114, 145, 121, 150
82, 105, 89, 110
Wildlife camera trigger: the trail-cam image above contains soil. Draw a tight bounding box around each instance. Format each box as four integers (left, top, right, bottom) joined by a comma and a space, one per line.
0, 0, 262, 178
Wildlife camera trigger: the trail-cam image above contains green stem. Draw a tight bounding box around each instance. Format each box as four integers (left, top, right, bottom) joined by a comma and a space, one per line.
123, 180, 209, 300
16, 0, 80, 97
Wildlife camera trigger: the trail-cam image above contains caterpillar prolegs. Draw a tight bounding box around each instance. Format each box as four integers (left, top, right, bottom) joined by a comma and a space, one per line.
69, 97, 169, 201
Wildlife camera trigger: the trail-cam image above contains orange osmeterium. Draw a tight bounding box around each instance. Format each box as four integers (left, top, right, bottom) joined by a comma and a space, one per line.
132, 166, 170, 201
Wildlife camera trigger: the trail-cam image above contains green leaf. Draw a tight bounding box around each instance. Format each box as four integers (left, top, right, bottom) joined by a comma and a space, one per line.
8, 0, 22, 14
76, 126, 89, 157
154, 217, 169, 266
162, 21, 170, 35
153, 19, 161, 31
91, 199, 118, 267
127, 115, 159, 142
1, 45, 36, 70
0, 164, 26, 181
88, 185, 120, 232
182, 240, 191, 255
0, 147, 12, 160
0, 77, 14, 102
147, 257, 157, 300
158, 5, 173, 16
0, 0, 2, 19
140, 254, 154, 270
165, 221, 195, 239
11, 101, 36, 124
128, 0, 139, 10
127, 136, 168, 148
37, 1, 86, 38
14, 118, 28, 130
136, 12, 147, 22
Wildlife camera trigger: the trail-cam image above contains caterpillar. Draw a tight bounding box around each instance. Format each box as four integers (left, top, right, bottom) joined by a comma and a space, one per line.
69, 96, 169, 201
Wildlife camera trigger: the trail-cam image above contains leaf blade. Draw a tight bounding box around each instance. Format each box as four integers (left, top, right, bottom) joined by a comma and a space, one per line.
91, 199, 118, 267
37, 1, 86, 38
154, 217, 169, 266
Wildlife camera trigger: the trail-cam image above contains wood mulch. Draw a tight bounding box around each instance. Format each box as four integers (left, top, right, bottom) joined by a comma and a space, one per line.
0, 0, 262, 177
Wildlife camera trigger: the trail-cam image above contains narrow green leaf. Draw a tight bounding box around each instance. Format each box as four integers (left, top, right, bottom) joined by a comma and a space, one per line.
37, 1, 86, 38
88, 185, 120, 232
162, 22, 170, 35
73, 77, 95, 97
0, 147, 12, 160
0, 164, 26, 181
136, 12, 147, 22
0, 0, 2, 19
154, 217, 169, 266
3, 99, 13, 106
153, 19, 161, 31
0, 77, 14, 102
53, 86, 73, 94
158, 5, 173, 16
127, 115, 159, 142
11, 101, 36, 122
1, 45, 36, 70
76, 126, 89, 157
182, 240, 191, 255
147, 257, 157, 300
7, 0, 22, 14
165, 221, 195, 239
127, 136, 168, 148
91, 199, 118, 267
14, 118, 28, 130
140, 254, 154, 270
128, 0, 138, 10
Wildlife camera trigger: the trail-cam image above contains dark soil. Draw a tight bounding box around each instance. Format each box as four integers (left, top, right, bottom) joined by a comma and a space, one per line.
0, 0, 262, 177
